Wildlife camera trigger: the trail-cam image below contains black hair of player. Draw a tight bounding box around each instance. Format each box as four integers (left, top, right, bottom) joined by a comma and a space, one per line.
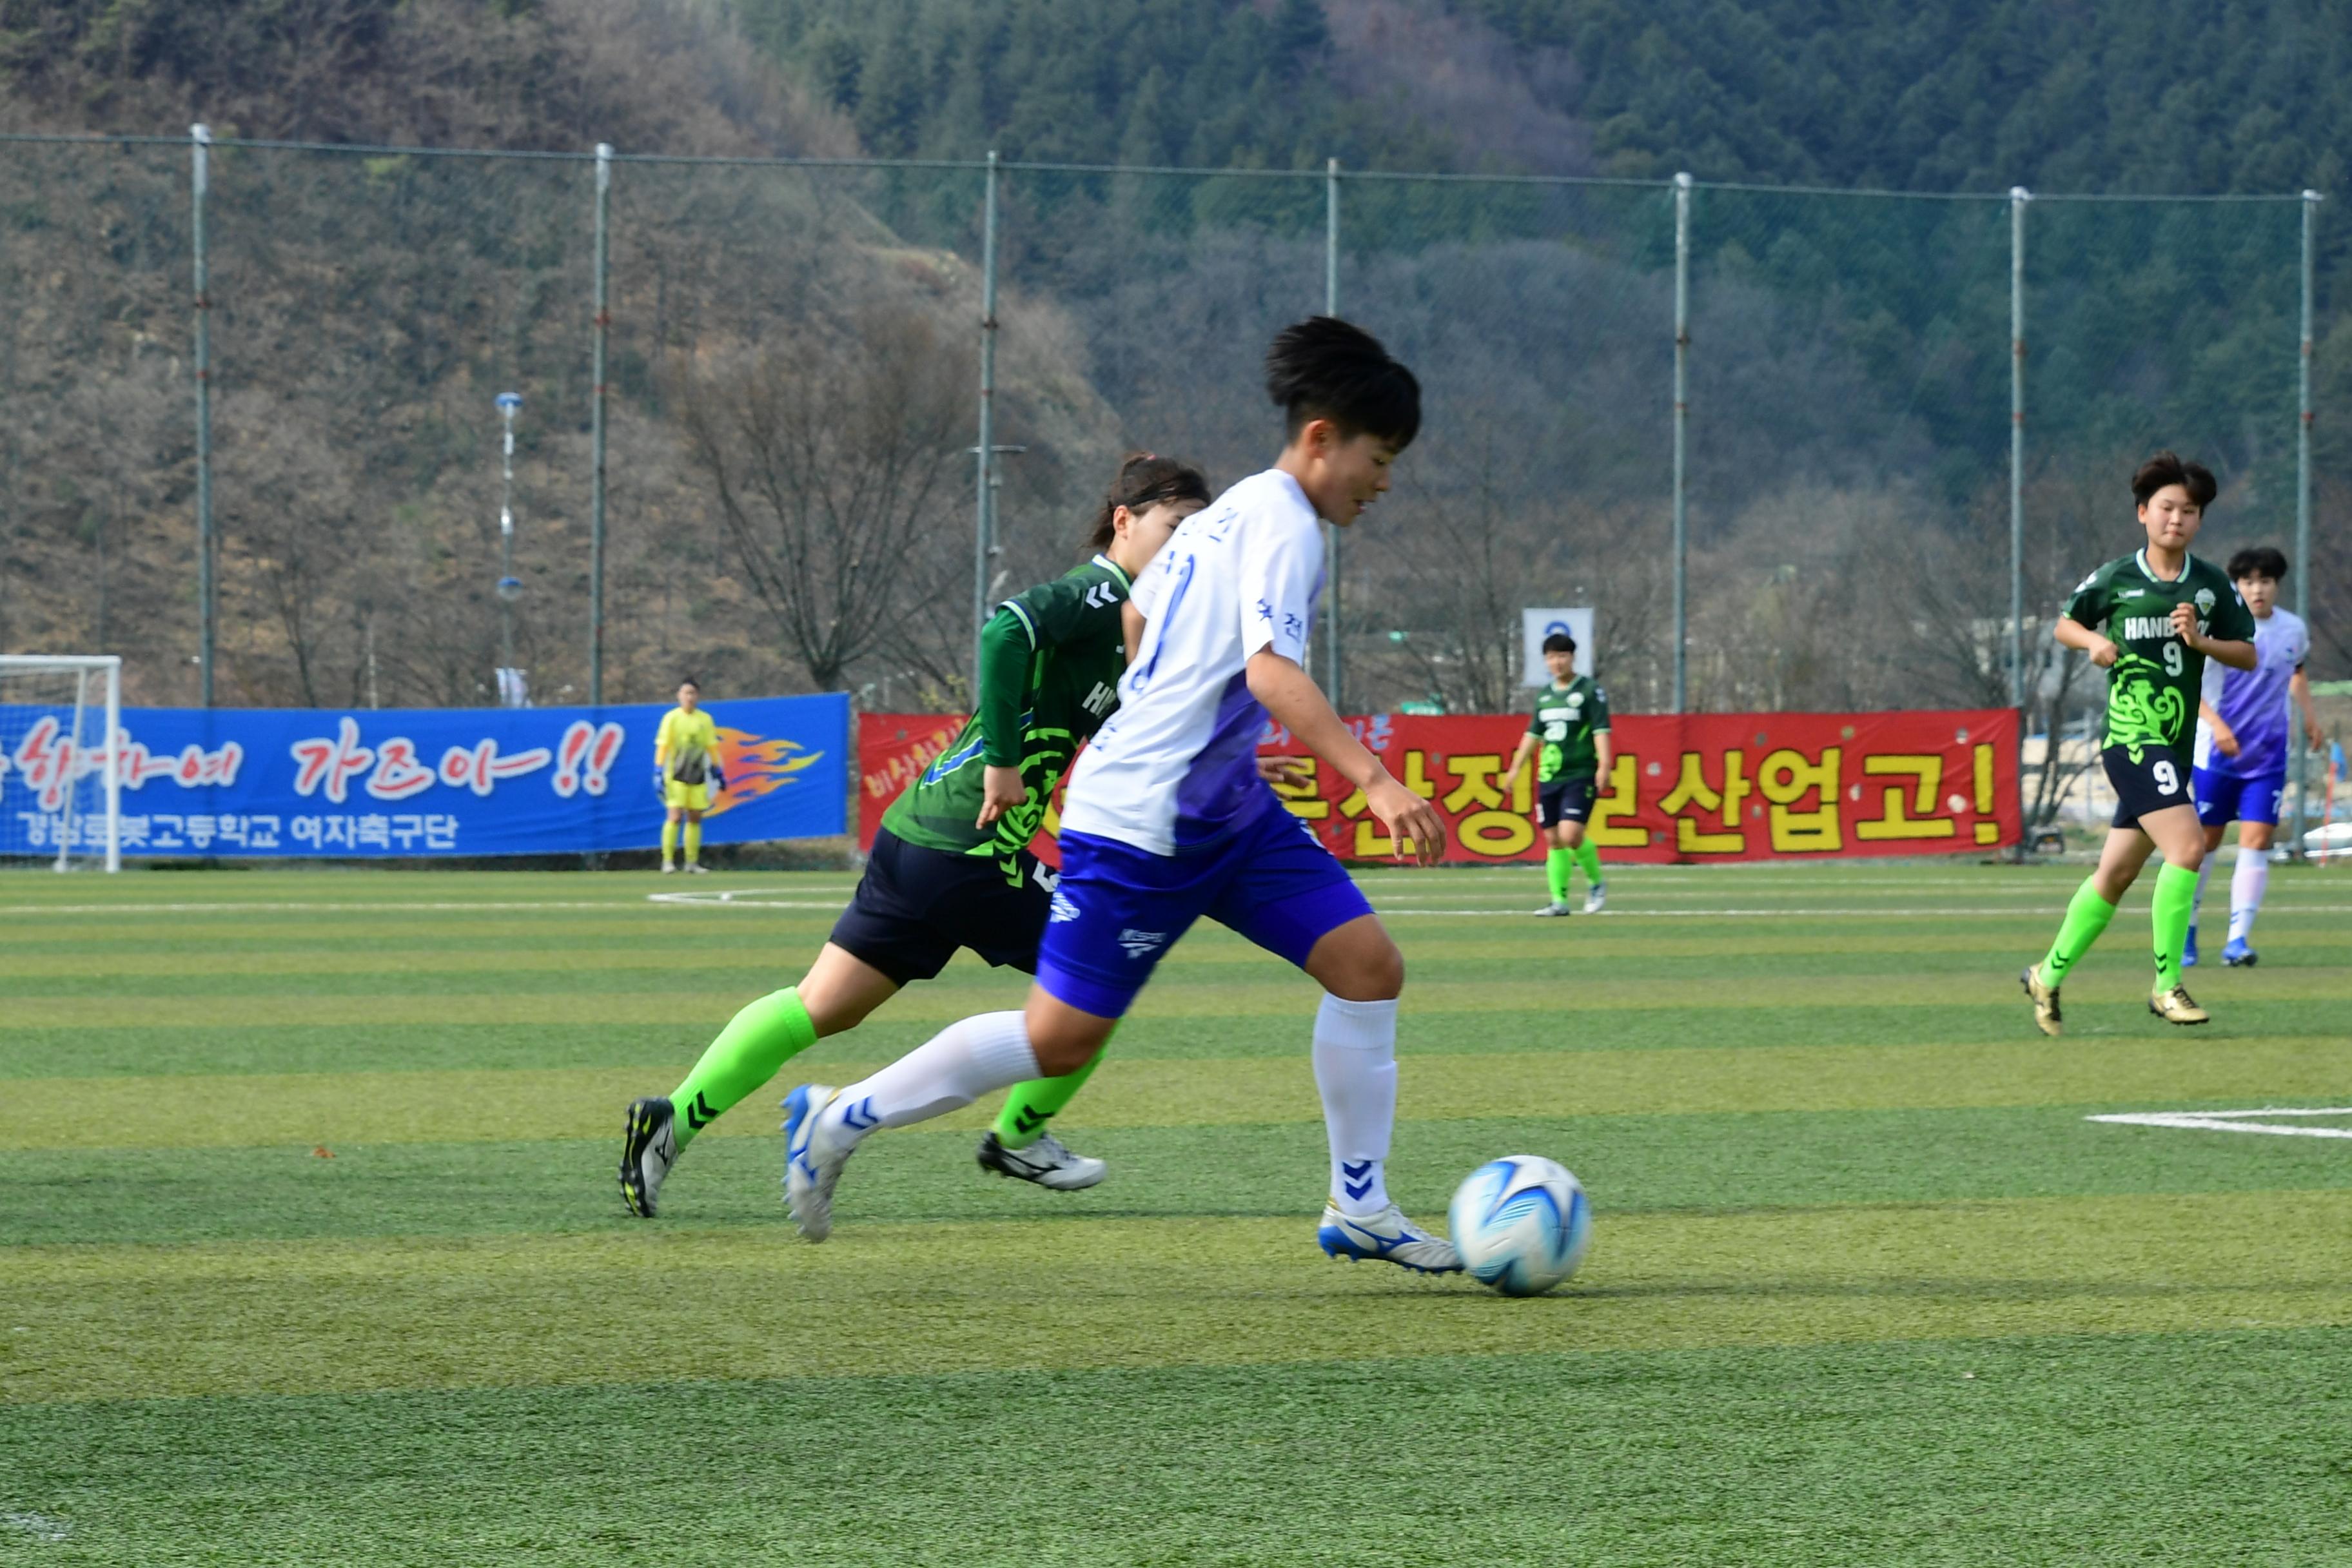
2227, 546, 2289, 583
678, 676, 700, 692
1086, 453, 1211, 551
1542, 632, 1576, 655
2131, 449, 2217, 509
1264, 316, 1421, 451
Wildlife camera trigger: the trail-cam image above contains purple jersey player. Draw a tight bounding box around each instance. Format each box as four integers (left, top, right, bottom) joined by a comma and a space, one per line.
2187, 547, 2324, 966
778, 319, 1467, 1274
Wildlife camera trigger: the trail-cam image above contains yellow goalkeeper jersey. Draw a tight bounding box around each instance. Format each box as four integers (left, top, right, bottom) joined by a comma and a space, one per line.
656, 707, 721, 783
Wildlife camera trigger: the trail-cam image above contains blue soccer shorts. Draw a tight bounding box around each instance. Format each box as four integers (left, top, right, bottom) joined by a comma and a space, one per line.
1037, 799, 1375, 1020
2193, 767, 2286, 828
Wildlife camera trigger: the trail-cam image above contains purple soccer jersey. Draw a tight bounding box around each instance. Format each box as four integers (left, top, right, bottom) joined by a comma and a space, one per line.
2194, 607, 2309, 779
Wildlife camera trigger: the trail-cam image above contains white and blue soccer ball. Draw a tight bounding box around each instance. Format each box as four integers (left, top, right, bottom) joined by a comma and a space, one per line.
1448, 1155, 1591, 1297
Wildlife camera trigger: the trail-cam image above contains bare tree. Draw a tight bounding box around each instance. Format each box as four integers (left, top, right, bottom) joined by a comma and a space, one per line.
674, 308, 974, 691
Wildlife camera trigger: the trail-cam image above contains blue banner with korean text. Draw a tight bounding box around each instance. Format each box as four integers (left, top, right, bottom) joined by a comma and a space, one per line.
2, 694, 847, 858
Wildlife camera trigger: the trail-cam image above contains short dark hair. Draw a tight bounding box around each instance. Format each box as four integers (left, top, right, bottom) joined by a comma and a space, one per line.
2131, 449, 2217, 509
1541, 632, 1576, 654
2228, 546, 2289, 583
678, 676, 700, 691
1265, 317, 1421, 450
1086, 453, 1211, 551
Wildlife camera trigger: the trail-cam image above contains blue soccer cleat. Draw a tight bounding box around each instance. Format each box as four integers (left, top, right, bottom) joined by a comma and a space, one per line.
2182, 926, 2199, 968
781, 1083, 859, 1242
1317, 1204, 1462, 1275
2222, 937, 2258, 967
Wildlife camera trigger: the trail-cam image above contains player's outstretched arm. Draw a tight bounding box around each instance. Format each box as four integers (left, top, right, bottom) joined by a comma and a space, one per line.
1246, 649, 1443, 864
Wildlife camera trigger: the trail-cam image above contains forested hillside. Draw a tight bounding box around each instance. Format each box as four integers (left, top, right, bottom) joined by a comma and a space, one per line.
3, 0, 2346, 721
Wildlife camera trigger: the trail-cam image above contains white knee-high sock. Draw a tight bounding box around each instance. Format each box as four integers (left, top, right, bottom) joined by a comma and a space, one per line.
1313, 994, 1398, 1216
823, 1011, 1039, 1146
2190, 857, 2212, 936
2229, 849, 2271, 944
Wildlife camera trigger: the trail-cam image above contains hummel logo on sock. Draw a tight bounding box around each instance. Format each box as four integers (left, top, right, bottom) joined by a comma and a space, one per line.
840, 1097, 880, 1133
685, 1092, 716, 1131
1341, 1160, 1375, 1202
1012, 1106, 1049, 1135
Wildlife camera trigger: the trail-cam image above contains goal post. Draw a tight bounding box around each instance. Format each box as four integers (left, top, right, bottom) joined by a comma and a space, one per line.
0, 654, 122, 873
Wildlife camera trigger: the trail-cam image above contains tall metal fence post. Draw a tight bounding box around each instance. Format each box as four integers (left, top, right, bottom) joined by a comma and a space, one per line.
2291, 188, 2322, 859
1671, 172, 1691, 713
2010, 188, 2030, 720
1324, 156, 1342, 710
589, 142, 612, 707
191, 124, 215, 707
973, 150, 1001, 694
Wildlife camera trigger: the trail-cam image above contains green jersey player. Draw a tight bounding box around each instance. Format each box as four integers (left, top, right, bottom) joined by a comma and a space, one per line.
618, 455, 1210, 1217
1500, 631, 1612, 915
2023, 450, 2255, 1035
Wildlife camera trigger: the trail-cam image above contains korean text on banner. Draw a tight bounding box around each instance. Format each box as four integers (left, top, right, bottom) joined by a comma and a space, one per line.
3, 694, 847, 858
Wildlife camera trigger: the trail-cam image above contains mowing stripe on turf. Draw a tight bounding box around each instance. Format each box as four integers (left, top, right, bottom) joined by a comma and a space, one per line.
8, 1034, 2351, 1149
5, 1189, 2348, 1402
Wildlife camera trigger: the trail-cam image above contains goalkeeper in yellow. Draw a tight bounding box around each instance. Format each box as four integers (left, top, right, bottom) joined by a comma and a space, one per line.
654, 678, 726, 874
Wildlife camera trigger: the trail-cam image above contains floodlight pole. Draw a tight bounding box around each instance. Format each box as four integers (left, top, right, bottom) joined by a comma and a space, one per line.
191, 124, 215, 707
2010, 188, 2030, 718
496, 391, 522, 687
1671, 172, 1691, 714
2291, 188, 2322, 859
1324, 156, 1343, 711
589, 142, 612, 707
974, 151, 1000, 695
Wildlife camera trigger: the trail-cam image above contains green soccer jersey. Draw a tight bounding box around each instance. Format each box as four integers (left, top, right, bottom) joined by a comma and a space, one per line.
881, 553, 1133, 877
2062, 547, 2255, 761
1527, 675, 1611, 781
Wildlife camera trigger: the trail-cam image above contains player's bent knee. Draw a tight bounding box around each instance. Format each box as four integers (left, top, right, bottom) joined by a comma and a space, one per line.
1024, 989, 1116, 1076
1304, 916, 1405, 1003
2242, 822, 2275, 851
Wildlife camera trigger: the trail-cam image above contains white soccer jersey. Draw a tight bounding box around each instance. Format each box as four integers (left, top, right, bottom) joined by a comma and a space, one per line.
1059, 468, 1324, 855
2194, 606, 2309, 776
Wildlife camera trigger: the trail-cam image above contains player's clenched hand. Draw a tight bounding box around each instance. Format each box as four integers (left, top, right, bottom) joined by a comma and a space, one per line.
1257, 756, 1311, 790
976, 764, 1026, 830
2087, 636, 2121, 669
2213, 723, 2240, 760
2169, 602, 2200, 645
1364, 773, 1444, 866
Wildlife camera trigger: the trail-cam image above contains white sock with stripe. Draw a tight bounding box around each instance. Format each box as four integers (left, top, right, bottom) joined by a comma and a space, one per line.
1313, 994, 1397, 1217
2229, 848, 2271, 945
823, 1011, 1039, 1146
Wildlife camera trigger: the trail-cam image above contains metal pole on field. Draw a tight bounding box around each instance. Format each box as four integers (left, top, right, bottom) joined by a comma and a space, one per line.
1671, 172, 1691, 714
496, 392, 524, 701
589, 142, 612, 707
191, 124, 215, 707
1324, 156, 1343, 710
973, 151, 1001, 694
2010, 188, 2030, 717
2291, 188, 2322, 860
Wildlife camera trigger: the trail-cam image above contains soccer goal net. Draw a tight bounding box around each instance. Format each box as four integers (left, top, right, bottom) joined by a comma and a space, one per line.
0, 655, 121, 872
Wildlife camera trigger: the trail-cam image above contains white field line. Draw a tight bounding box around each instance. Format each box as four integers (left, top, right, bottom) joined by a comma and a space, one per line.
2087, 1108, 2352, 1141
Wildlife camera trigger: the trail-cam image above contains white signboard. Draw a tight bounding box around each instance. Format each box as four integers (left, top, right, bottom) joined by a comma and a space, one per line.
1521, 607, 1594, 686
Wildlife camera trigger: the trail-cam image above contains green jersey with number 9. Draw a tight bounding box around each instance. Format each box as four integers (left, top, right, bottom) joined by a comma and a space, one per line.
2061, 549, 2254, 763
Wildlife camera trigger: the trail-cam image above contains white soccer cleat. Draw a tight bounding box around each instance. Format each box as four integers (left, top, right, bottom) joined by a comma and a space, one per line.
1583, 882, 1607, 914
685, 863, 711, 875
976, 1130, 1108, 1190
1317, 1203, 1462, 1275
782, 1083, 864, 1242
1530, 901, 1573, 917
660, 862, 678, 874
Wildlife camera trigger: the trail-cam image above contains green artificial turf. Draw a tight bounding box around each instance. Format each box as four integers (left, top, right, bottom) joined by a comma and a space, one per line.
3, 862, 2349, 1563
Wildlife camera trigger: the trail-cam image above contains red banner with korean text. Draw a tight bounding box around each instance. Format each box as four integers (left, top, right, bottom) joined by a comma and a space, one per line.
859, 709, 2021, 863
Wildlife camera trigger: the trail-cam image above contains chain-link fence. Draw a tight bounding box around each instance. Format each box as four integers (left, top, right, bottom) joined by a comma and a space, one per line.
0, 130, 2331, 830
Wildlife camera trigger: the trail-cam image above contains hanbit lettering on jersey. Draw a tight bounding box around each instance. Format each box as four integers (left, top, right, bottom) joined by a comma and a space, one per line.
2121, 616, 2199, 642
1082, 681, 1118, 718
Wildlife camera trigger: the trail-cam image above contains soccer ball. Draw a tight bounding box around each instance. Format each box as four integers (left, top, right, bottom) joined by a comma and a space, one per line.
1448, 1156, 1591, 1297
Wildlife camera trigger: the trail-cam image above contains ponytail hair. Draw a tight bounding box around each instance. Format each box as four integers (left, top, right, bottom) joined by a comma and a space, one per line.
1086, 452, 1211, 550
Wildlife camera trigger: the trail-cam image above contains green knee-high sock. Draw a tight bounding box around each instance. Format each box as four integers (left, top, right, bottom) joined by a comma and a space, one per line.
2040, 879, 2118, 986
669, 987, 817, 1148
994, 1053, 1103, 1150
660, 818, 679, 864
2151, 862, 2199, 991
1545, 847, 1572, 904
683, 821, 703, 866
1573, 841, 1602, 886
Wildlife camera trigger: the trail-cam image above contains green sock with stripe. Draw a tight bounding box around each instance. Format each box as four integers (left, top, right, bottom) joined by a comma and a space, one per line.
669, 987, 818, 1148
1572, 841, 1602, 887
2150, 861, 2198, 991
1545, 848, 1572, 905
2040, 879, 2117, 987
994, 1054, 1102, 1150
